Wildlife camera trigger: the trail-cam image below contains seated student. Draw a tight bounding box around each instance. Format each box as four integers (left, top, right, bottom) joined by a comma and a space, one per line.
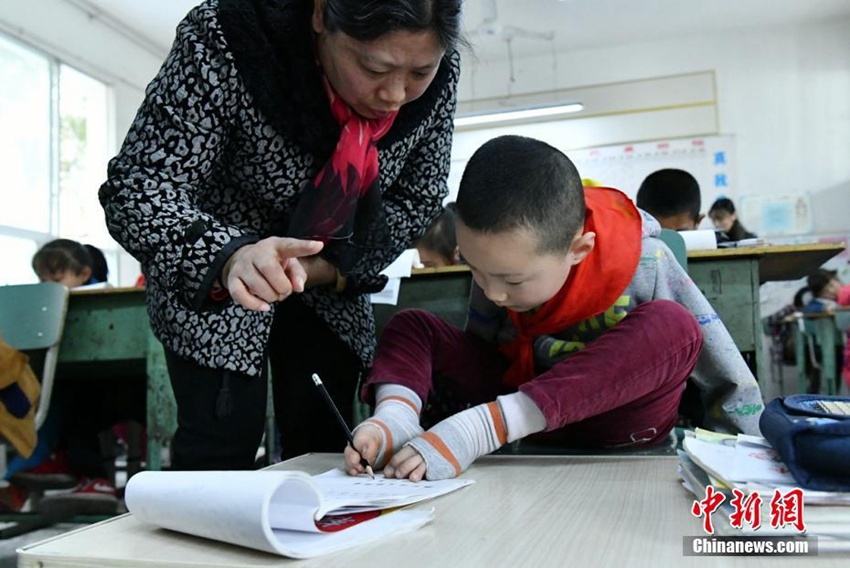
31, 238, 105, 287
415, 202, 460, 268
792, 268, 848, 393
708, 198, 756, 241
10, 239, 145, 513
794, 269, 843, 314
635, 169, 704, 231
344, 135, 764, 481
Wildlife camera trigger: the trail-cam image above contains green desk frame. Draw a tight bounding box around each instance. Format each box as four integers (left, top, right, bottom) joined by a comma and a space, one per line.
793, 310, 849, 395
57, 289, 174, 471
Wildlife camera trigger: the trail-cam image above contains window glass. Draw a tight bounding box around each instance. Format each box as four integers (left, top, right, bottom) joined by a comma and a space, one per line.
58, 64, 110, 245
0, 34, 116, 285
0, 35, 51, 232
0, 234, 39, 285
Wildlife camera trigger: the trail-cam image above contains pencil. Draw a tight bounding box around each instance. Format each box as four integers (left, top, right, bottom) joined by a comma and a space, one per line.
311, 373, 375, 479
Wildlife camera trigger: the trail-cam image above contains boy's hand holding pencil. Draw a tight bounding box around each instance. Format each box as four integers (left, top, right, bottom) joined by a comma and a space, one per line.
344, 427, 383, 477
311, 373, 374, 479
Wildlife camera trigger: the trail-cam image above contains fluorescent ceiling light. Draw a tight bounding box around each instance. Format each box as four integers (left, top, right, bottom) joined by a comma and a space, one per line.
454, 103, 584, 128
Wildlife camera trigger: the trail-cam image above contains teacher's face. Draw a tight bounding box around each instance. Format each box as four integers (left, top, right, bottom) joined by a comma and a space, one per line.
313, 6, 445, 119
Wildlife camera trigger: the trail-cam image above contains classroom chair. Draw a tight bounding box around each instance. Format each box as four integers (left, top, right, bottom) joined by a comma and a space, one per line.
658, 228, 688, 271
0, 282, 69, 538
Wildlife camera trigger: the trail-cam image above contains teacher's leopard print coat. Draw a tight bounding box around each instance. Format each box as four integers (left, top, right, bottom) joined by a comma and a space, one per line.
99, 0, 459, 376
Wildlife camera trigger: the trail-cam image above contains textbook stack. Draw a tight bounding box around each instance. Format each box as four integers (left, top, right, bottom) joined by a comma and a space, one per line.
677, 428, 850, 550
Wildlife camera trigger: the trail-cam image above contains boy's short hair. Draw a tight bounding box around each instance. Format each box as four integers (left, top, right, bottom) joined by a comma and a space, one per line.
455, 135, 585, 254
636, 169, 701, 220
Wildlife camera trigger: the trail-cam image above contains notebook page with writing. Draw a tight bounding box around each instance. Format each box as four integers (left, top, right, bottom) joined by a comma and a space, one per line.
313, 469, 474, 515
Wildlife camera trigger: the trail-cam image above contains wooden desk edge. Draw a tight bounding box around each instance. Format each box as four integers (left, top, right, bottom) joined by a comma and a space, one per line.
70, 286, 144, 296
687, 242, 845, 259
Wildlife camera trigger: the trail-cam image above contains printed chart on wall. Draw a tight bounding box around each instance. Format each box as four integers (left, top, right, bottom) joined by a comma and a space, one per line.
568, 135, 736, 216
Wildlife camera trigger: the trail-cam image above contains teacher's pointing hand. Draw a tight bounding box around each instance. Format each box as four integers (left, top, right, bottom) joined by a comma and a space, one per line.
222, 237, 324, 312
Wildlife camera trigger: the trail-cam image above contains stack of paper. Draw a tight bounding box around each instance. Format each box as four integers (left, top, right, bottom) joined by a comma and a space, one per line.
678, 429, 850, 549
125, 468, 474, 558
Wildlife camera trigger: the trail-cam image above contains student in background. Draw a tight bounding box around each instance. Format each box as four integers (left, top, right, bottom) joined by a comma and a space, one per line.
9, 239, 145, 514
31, 239, 103, 288
708, 198, 756, 241
792, 268, 849, 393
344, 136, 763, 481
415, 202, 459, 268
635, 169, 704, 231
794, 269, 843, 314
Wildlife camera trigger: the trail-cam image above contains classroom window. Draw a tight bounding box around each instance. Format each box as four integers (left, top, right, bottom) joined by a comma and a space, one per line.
0, 34, 52, 236
0, 33, 112, 286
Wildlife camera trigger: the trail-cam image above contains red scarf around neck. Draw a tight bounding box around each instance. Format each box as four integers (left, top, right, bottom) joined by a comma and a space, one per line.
289, 77, 398, 242
500, 187, 643, 388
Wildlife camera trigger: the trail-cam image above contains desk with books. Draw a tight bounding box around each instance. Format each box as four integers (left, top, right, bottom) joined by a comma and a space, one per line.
17, 453, 846, 566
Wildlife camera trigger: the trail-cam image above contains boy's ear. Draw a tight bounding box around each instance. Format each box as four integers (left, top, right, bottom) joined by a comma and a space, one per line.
80, 266, 92, 282
568, 232, 596, 266
451, 246, 461, 265
695, 213, 706, 227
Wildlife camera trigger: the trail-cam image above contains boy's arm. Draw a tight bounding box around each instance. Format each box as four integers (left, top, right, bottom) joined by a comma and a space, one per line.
388, 392, 546, 481
650, 241, 764, 435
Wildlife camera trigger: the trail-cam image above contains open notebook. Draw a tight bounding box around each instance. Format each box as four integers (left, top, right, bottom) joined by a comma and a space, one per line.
124, 468, 473, 558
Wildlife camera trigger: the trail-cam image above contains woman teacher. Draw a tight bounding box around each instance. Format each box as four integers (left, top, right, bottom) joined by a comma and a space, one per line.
100, 0, 464, 469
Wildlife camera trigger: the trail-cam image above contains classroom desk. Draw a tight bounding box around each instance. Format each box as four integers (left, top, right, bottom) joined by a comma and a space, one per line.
372, 265, 472, 336
57, 287, 174, 471
689, 242, 846, 285
687, 242, 845, 379
792, 308, 850, 395
17, 453, 845, 567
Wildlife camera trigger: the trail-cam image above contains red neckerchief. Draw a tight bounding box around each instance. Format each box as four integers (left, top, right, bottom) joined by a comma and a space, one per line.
500, 187, 642, 388
290, 77, 398, 241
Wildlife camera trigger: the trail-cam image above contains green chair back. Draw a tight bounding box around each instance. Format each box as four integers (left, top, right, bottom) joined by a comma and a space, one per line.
0, 282, 69, 428
658, 229, 688, 271
0, 282, 68, 350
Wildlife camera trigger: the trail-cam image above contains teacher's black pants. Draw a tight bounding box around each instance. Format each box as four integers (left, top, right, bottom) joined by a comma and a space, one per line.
166, 296, 361, 470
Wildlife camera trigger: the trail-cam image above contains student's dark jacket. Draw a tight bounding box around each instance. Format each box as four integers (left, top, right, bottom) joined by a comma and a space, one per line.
99, 0, 460, 375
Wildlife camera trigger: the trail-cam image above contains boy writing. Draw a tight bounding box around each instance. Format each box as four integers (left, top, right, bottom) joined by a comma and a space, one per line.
345, 136, 763, 481
636, 168, 704, 231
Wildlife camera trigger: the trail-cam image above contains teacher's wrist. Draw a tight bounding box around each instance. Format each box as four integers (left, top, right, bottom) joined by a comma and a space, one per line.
302, 256, 337, 289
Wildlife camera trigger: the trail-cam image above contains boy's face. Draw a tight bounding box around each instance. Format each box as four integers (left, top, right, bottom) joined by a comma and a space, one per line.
456, 220, 593, 313
655, 211, 705, 232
